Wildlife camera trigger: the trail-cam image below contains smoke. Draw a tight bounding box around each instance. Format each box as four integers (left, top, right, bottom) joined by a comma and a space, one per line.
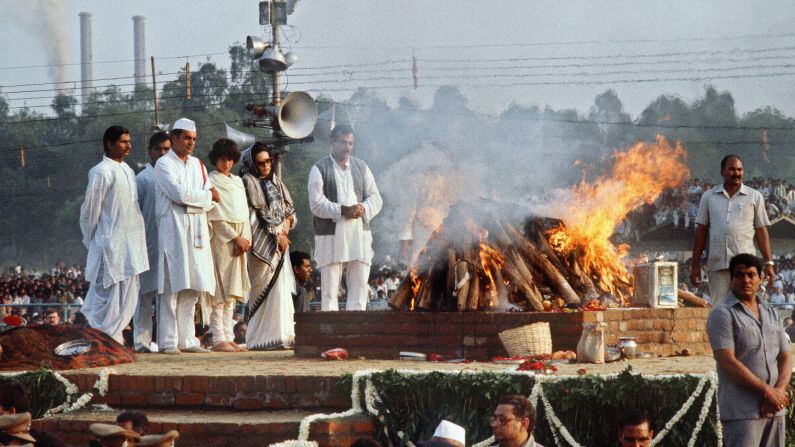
5, 1, 70, 87
344, 89, 601, 265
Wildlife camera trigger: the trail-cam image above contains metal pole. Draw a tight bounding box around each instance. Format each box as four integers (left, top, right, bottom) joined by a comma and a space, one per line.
186, 62, 191, 100
151, 56, 159, 125
271, 19, 283, 177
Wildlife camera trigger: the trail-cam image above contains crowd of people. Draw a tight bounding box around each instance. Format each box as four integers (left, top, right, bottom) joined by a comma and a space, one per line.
616, 177, 795, 243
0, 262, 87, 323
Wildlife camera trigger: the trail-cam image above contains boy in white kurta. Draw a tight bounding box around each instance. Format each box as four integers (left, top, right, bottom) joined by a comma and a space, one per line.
80, 126, 149, 344
154, 118, 218, 354
206, 139, 252, 352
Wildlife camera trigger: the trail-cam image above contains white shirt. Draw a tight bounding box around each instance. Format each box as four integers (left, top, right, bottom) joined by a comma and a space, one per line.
136, 164, 159, 295
153, 150, 216, 294
308, 155, 383, 268
79, 156, 149, 288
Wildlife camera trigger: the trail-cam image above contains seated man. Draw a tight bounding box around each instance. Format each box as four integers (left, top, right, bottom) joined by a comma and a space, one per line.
617, 410, 654, 447
489, 395, 544, 447
42, 309, 60, 326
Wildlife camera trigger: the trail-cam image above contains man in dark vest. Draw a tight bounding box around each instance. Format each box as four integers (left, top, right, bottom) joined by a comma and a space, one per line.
308, 124, 383, 311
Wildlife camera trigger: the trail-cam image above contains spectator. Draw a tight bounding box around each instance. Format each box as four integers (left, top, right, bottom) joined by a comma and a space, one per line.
233, 321, 248, 345
292, 251, 314, 314
89, 423, 141, 447
617, 409, 654, 447
42, 309, 60, 325
0, 412, 37, 445
418, 420, 466, 447
488, 394, 544, 447
0, 381, 65, 446
116, 410, 149, 436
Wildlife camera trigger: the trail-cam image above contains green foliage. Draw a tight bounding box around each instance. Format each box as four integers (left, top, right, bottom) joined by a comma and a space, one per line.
337, 368, 795, 447
0, 369, 68, 419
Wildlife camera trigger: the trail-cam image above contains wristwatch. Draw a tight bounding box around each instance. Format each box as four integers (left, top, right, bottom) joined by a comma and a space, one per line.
766, 261, 775, 266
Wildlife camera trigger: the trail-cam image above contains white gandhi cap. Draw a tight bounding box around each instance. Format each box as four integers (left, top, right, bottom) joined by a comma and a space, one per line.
433, 420, 466, 446
172, 117, 196, 132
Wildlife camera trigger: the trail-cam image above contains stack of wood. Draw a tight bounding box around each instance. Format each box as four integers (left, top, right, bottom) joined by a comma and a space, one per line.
389, 203, 627, 312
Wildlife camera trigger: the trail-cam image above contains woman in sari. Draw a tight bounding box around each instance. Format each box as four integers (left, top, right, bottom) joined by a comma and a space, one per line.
240, 143, 296, 350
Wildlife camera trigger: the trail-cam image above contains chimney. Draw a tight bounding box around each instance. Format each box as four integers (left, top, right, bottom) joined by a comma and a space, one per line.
79, 12, 93, 101
132, 16, 146, 86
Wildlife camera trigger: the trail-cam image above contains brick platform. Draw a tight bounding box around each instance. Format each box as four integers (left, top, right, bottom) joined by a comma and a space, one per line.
294, 309, 711, 359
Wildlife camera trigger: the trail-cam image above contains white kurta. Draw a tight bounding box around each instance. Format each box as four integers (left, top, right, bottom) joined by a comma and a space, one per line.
153, 150, 216, 294
136, 165, 159, 295
307, 155, 383, 268
79, 156, 149, 342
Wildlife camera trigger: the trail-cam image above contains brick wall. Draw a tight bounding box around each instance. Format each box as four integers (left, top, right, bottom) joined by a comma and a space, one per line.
295, 309, 711, 360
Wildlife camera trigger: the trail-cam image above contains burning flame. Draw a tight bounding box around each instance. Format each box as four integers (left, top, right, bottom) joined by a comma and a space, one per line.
408, 267, 421, 310
478, 242, 505, 305
548, 135, 689, 303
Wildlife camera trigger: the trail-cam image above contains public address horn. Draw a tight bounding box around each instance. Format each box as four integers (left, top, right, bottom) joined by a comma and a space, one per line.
265, 91, 318, 139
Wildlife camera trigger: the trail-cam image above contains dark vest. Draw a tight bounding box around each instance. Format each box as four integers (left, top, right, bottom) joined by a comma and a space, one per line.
313, 155, 370, 236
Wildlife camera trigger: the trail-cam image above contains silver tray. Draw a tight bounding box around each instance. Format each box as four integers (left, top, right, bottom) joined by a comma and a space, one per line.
54, 340, 93, 357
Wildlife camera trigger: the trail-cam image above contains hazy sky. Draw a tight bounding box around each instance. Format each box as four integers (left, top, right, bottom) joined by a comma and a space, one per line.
2, 0, 795, 117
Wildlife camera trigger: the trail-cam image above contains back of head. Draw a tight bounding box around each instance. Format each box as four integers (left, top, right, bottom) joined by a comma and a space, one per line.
116, 410, 149, 435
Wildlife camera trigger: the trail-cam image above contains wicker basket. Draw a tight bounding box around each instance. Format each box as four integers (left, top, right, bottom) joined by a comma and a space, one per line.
498, 322, 553, 357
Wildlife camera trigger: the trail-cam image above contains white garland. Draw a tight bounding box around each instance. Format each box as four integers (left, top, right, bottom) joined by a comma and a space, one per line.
42, 368, 114, 417
274, 368, 724, 447
648, 373, 710, 446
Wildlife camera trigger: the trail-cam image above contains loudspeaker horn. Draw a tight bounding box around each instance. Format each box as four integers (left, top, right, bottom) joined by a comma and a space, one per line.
225, 122, 256, 148
267, 92, 318, 139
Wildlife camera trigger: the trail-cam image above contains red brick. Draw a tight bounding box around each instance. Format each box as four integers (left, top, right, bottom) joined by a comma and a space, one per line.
175, 392, 205, 406
233, 398, 265, 410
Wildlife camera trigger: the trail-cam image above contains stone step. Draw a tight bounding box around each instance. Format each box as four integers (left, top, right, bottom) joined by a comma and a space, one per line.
63, 357, 350, 411
33, 408, 375, 447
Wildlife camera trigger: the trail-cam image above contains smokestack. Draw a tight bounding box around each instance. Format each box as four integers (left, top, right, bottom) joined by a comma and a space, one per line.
133, 15, 146, 86
79, 12, 93, 100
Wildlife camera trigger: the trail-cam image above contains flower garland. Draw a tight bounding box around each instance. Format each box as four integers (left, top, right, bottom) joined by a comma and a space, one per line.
42, 368, 114, 417
273, 369, 724, 447
648, 373, 711, 447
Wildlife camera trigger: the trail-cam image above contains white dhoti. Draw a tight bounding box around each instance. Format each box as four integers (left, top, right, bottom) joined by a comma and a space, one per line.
133, 290, 157, 351
82, 275, 140, 344
320, 261, 370, 311
158, 289, 201, 350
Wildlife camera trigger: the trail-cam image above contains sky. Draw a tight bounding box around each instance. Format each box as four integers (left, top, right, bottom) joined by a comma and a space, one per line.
2, 0, 795, 118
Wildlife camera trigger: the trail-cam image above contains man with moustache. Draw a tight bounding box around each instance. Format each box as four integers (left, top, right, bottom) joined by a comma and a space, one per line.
133, 131, 171, 353
691, 155, 774, 303
707, 253, 791, 446
154, 118, 219, 354
308, 124, 383, 311
79, 126, 149, 344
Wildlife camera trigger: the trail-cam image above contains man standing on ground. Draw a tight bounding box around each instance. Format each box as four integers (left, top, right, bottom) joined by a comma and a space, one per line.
691, 155, 774, 303
133, 132, 170, 353
154, 118, 218, 354
80, 126, 149, 344
308, 124, 383, 311
706, 253, 791, 447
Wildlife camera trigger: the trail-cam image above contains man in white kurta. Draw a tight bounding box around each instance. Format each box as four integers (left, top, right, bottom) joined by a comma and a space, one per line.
133, 132, 171, 353
80, 126, 149, 344
308, 124, 383, 311
154, 118, 218, 353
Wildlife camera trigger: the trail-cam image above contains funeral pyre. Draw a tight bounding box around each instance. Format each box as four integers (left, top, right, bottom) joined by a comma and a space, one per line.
389, 136, 690, 312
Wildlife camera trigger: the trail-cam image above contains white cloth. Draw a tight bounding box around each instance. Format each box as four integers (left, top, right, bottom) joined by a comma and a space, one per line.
308, 155, 382, 308
210, 299, 235, 346
307, 156, 382, 268
708, 269, 732, 305
81, 274, 140, 344
158, 289, 201, 350
136, 165, 159, 295
154, 150, 216, 295
133, 290, 156, 351
207, 171, 251, 303
246, 252, 296, 349
320, 261, 370, 311
80, 156, 149, 289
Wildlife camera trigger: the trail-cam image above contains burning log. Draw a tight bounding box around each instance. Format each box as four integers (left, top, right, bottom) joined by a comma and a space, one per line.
505, 224, 581, 305
678, 289, 708, 308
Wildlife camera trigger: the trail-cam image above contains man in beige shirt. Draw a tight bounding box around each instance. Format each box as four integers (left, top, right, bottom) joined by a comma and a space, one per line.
691, 155, 774, 303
